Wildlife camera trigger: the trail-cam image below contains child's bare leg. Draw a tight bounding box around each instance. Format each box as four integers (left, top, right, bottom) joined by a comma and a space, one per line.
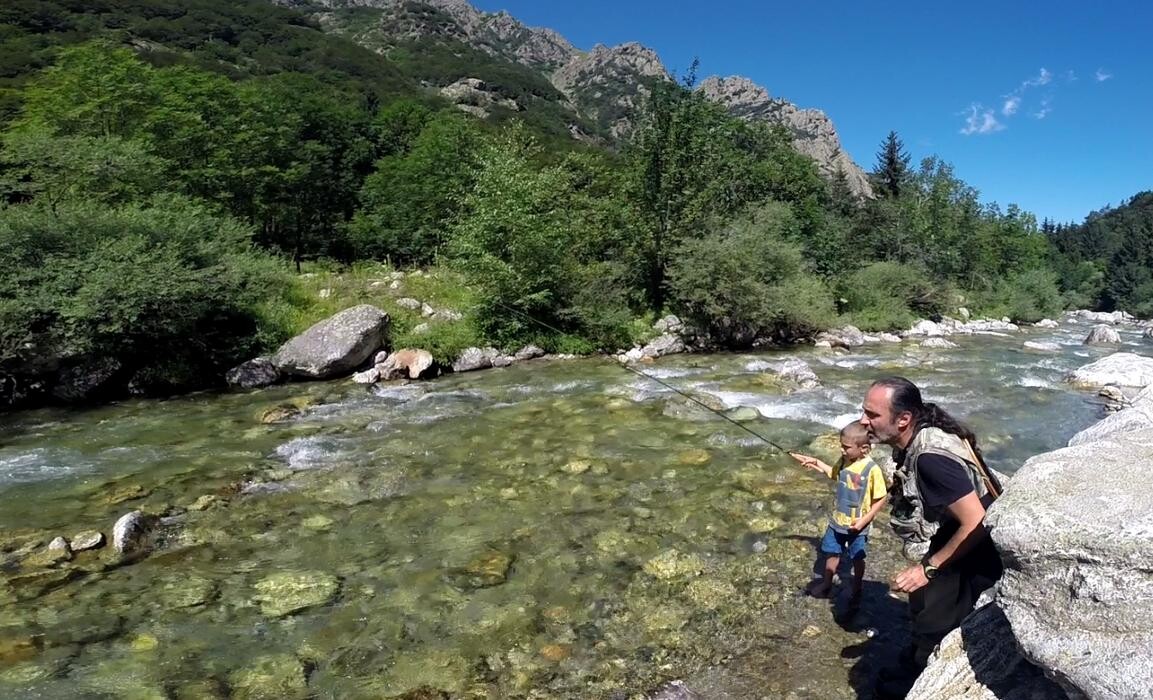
811, 555, 838, 597
845, 557, 865, 610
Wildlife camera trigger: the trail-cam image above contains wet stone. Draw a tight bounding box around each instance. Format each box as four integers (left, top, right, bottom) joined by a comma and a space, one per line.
102, 483, 151, 505
561, 460, 591, 475
0, 634, 42, 665
228, 654, 308, 700
70, 531, 105, 552
4, 568, 81, 600
677, 449, 711, 466
187, 495, 219, 512
540, 643, 572, 662
252, 571, 340, 618
156, 574, 216, 609
446, 549, 514, 590
643, 550, 705, 580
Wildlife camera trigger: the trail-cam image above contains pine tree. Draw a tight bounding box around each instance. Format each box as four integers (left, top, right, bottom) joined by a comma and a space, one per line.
871, 131, 911, 198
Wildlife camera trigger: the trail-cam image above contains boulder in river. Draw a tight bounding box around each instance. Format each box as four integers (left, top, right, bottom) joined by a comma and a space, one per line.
112, 510, 159, 555
378, 348, 436, 380
920, 337, 958, 349
1022, 341, 1061, 352
452, 347, 499, 373
252, 571, 340, 618
272, 305, 389, 380
225, 357, 280, 390
1083, 324, 1120, 345
1066, 352, 1153, 388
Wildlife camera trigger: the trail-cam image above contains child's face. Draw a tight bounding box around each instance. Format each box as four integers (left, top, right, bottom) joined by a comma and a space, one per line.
840, 437, 870, 462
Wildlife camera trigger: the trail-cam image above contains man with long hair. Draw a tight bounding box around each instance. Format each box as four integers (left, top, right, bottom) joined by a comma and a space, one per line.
860, 376, 1003, 698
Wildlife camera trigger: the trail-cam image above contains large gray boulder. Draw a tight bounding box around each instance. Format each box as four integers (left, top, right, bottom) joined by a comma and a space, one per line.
272, 305, 389, 380
52, 357, 121, 402
641, 333, 685, 358
452, 347, 499, 373
1083, 324, 1120, 345
982, 427, 1153, 699
377, 349, 435, 380
906, 604, 1070, 700
1066, 352, 1153, 388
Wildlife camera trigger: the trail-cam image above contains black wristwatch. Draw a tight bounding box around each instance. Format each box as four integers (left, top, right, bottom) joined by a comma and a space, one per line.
921, 559, 940, 580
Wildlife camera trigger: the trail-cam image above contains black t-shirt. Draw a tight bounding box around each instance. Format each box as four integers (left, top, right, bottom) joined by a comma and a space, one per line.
916, 452, 1000, 576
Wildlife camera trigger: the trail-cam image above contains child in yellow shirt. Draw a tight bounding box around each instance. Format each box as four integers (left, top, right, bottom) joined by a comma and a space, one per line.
790, 422, 889, 609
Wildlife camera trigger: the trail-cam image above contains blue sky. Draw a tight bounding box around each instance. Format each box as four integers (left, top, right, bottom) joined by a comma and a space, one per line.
472, 0, 1151, 225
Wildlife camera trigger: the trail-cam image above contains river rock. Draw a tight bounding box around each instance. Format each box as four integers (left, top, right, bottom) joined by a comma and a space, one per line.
920, 337, 958, 349
641, 333, 686, 358
452, 347, 499, 373
395, 297, 421, 310
228, 654, 308, 700
351, 367, 380, 384
378, 349, 435, 380
225, 357, 281, 390
1067, 309, 1134, 325
1034, 319, 1059, 329
112, 511, 159, 555
906, 603, 1070, 700
272, 305, 389, 380
1022, 341, 1061, 352
1066, 352, 1153, 388
653, 315, 684, 334
446, 550, 514, 590
977, 425, 1153, 700
52, 357, 122, 402
70, 531, 105, 552
1144, 327, 1153, 340
252, 571, 339, 617
724, 406, 760, 422
905, 319, 945, 337
767, 358, 820, 389
514, 345, 546, 361
643, 550, 705, 579
1067, 385, 1153, 446
1083, 324, 1120, 345
815, 325, 867, 347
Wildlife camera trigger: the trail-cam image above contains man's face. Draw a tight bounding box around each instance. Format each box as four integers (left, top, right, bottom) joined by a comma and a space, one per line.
860, 385, 905, 446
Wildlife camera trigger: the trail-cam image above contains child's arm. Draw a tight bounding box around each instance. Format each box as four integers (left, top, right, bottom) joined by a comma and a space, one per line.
788, 451, 834, 479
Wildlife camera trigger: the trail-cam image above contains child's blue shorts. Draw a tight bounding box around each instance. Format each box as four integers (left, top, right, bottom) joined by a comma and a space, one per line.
820, 525, 868, 560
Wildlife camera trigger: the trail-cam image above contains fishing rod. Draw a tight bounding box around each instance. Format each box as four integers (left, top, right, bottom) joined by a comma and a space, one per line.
489, 301, 791, 454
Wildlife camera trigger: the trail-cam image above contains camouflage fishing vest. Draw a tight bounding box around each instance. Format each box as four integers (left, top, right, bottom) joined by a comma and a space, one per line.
889, 427, 993, 560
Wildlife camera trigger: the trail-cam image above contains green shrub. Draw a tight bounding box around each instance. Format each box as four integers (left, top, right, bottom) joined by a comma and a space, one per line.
0, 195, 283, 398
665, 203, 837, 346
838, 261, 952, 331
971, 268, 1064, 322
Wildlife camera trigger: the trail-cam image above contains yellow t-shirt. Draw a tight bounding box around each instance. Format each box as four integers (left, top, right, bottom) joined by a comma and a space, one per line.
829, 455, 888, 529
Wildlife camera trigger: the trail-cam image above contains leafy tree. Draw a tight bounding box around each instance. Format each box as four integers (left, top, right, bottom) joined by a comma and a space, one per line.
666, 202, 836, 346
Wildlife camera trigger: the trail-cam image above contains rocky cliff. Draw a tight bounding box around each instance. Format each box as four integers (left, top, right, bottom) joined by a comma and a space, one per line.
272, 0, 872, 196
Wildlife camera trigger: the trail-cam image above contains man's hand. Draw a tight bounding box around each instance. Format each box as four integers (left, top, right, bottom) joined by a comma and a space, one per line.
847, 518, 860, 535
891, 564, 929, 593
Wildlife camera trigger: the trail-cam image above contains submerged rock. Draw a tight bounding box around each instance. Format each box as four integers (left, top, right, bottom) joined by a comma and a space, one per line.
228, 654, 308, 700
642, 550, 705, 580
446, 549, 514, 590
1034, 319, 1059, 328
768, 358, 820, 389
252, 571, 339, 618
920, 337, 959, 349
1022, 340, 1061, 352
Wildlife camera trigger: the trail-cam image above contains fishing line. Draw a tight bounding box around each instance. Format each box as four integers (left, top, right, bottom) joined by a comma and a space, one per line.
489, 300, 791, 453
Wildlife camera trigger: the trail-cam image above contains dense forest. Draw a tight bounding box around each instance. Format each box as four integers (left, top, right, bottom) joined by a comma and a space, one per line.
0, 0, 1150, 407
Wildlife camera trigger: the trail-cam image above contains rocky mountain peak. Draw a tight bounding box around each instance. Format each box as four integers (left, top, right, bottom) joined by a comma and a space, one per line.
700, 76, 872, 198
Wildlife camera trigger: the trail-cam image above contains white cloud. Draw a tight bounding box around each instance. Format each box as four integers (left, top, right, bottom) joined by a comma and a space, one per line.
1033, 98, 1052, 119
1002, 96, 1021, 116
1095, 68, 1113, 82
960, 105, 1005, 135
1022, 67, 1052, 89
1065, 70, 1077, 82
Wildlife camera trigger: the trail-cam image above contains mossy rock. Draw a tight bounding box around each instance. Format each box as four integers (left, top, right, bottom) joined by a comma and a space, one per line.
252, 571, 339, 618
228, 654, 308, 700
